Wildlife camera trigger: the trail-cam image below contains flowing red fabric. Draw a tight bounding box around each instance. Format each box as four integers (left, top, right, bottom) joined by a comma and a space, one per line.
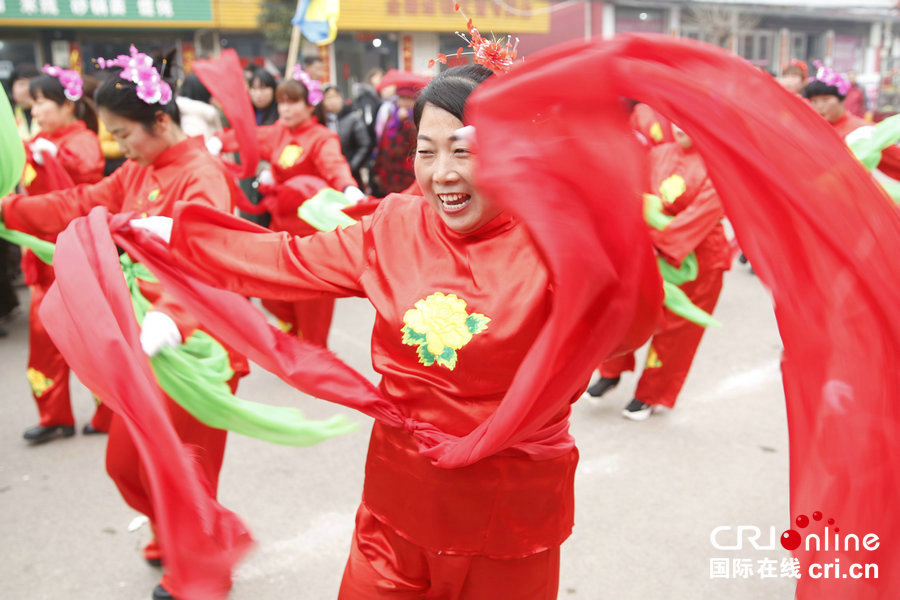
192, 49, 259, 180
469, 35, 900, 598
38, 208, 253, 600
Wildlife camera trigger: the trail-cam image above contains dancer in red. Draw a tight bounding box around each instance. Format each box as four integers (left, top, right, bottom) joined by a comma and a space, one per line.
18, 66, 107, 443
1, 46, 247, 600
588, 125, 731, 420
211, 66, 362, 347
803, 62, 900, 180
141, 60, 661, 599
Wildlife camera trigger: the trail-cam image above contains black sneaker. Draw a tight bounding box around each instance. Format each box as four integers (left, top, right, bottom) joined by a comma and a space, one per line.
622, 399, 655, 421
586, 377, 620, 398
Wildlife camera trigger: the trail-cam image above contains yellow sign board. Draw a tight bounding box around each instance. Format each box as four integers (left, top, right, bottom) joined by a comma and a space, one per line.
339, 0, 550, 34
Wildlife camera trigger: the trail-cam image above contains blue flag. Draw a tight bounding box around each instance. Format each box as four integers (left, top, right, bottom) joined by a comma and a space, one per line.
292, 0, 340, 45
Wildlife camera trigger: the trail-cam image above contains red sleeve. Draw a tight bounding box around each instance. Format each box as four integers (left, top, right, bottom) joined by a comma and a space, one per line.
312, 131, 357, 191
57, 130, 104, 185
876, 145, 900, 181
256, 124, 279, 160
177, 163, 235, 213
170, 201, 368, 302
216, 128, 238, 153
2, 165, 128, 236
220, 124, 279, 163
649, 178, 725, 264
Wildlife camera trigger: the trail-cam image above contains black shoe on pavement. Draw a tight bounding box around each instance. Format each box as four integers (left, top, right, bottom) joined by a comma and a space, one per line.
622, 399, 655, 421
586, 377, 620, 398
23, 424, 76, 444
152, 584, 174, 600
82, 423, 107, 435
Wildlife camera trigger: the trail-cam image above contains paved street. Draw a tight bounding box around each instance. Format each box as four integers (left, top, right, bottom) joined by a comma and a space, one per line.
0, 260, 798, 599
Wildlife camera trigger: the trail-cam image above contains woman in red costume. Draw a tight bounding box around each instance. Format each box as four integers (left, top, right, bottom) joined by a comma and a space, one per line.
17, 66, 108, 444
138, 63, 657, 600
587, 125, 731, 420
210, 67, 364, 347
1, 46, 247, 600
803, 62, 900, 181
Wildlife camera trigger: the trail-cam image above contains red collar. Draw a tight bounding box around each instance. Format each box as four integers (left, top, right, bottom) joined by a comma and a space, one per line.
152, 136, 205, 169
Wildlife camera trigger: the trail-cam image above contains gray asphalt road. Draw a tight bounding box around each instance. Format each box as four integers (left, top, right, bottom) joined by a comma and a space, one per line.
0, 261, 798, 599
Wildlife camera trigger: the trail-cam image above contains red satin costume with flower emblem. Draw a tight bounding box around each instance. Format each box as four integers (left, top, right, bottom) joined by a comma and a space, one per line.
3, 137, 247, 586
218, 119, 357, 347
16, 121, 106, 430
169, 194, 582, 597
600, 141, 731, 408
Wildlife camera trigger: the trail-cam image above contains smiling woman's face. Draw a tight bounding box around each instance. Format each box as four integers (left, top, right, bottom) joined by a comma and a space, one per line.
414, 103, 500, 234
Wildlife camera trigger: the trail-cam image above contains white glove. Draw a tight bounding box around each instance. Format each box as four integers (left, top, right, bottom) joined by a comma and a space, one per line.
140, 311, 182, 357
30, 138, 58, 165
257, 168, 275, 186
205, 136, 223, 156
343, 185, 366, 204
129, 216, 173, 244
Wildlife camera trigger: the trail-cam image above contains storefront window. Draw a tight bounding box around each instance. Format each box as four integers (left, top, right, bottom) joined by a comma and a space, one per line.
616, 7, 665, 35
0, 39, 40, 93
334, 32, 399, 99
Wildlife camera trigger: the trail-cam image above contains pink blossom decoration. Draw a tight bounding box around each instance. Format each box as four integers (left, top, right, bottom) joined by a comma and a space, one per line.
42, 65, 83, 101
812, 60, 851, 97
291, 65, 323, 106
95, 45, 173, 105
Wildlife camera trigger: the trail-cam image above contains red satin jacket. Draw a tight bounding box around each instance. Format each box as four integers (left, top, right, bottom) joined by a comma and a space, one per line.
23, 120, 104, 195
832, 111, 900, 181
646, 142, 732, 272
170, 194, 579, 557
220, 118, 356, 191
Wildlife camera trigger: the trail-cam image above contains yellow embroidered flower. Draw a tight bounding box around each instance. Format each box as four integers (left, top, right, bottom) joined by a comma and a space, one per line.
278, 144, 304, 169
645, 345, 662, 369
649, 122, 664, 143
22, 163, 37, 187
401, 292, 490, 370
659, 174, 686, 204
27, 367, 53, 397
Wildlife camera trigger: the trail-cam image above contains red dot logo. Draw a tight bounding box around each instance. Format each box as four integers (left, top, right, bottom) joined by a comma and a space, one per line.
781, 529, 802, 551
795, 514, 809, 528
813, 511, 823, 521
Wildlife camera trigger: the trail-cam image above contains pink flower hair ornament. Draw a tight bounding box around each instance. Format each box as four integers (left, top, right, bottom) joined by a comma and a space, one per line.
42, 65, 83, 101
428, 2, 520, 73
291, 65, 323, 106
811, 60, 851, 97
95, 45, 173, 105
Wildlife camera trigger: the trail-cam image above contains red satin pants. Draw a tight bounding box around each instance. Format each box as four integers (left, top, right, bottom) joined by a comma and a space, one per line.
105, 376, 237, 527
600, 268, 724, 408
338, 504, 561, 600
261, 297, 334, 347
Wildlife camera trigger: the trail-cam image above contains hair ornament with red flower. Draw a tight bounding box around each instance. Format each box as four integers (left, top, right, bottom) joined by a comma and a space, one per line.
94, 45, 173, 105
42, 65, 84, 101
811, 60, 851, 96
428, 2, 519, 73
291, 64, 323, 106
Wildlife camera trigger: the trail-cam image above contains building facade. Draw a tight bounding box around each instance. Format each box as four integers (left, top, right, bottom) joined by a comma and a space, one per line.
3, 0, 899, 108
